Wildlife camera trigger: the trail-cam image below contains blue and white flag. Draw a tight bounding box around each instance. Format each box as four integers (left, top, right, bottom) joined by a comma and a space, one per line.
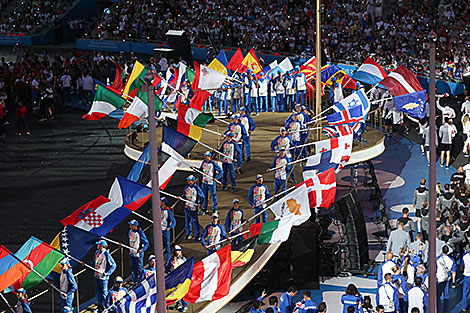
393, 90, 427, 119
116, 274, 157, 313
327, 105, 364, 126
333, 89, 370, 118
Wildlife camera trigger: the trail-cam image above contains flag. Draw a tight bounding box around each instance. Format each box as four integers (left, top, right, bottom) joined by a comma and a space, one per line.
108, 176, 152, 211
297, 168, 336, 209
302, 140, 352, 176
321, 64, 356, 88
83, 84, 126, 120
226, 48, 244, 72
231, 236, 257, 268
323, 124, 353, 138
190, 63, 228, 110
300, 56, 318, 81
180, 104, 214, 127
60, 196, 132, 236
111, 60, 125, 91
327, 105, 364, 126
379, 65, 423, 96
333, 90, 370, 117
123, 61, 148, 98
352, 56, 387, 85
127, 145, 150, 183
310, 133, 353, 172
262, 60, 278, 76
268, 185, 310, 226
0, 246, 30, 293
49, 225, 100, 280
278, 57, 294, 73
7, 237, 64, 291
115, 274, 157, 313
393, 90, 427, 119
165, 257, 194, 305
183, 245, 232, 303
240, 48, 262, 74
257, 217, 294, 244
118, 89, 164, 129
208, 50, 229, 75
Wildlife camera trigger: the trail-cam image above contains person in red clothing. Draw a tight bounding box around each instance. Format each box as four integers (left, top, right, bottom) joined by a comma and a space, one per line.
16, 102, 30, 136
0, 99, 4, 137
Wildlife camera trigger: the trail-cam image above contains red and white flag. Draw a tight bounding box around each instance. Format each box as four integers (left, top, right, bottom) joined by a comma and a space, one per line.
296, 168, 336, 209
379, 66, 423, 96
189, 63, 228, 110
183, 245, 232, 303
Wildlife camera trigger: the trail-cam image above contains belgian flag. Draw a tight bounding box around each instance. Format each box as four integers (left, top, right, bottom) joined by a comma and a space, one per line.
231, 236, 257, 268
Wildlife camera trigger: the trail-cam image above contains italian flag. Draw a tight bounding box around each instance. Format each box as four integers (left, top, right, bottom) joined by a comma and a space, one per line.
258, 217, 294, 244
82, 84, 126, 120
118, 90, 164, 129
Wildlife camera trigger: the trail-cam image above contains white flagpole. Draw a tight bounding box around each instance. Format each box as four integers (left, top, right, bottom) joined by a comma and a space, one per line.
0, 293, 15, 313
197, 140, 235, 162
159, 190, 197, 206
64, 253, 103, 274
131, 211, 154, 224
206, 230, 250, 249
100, 236, 137, 252
164, 153, 222, 184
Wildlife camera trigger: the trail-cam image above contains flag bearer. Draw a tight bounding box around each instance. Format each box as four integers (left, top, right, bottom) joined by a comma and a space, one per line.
271, 127, 294, 159
94, 240, 116, 313
268, 147, 292, 194
128, 220, 149, 284
248, 174, 272, 223
201, 213, 227, 255
199, 151, 223, 215
219, 132, 241, 192
59, 259, 76, 313
225, 199, 245, 245
16, 288, 32, 313
238, 107, 256, 163
105, 276, 128, 312
286, 113, 303, 159
160, 197, 176, 267
226, 115, 246, 172
181, 175, 205, 240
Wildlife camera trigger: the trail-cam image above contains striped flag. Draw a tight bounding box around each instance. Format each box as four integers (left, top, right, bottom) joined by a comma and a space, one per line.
0, 246, 30, 293
83, 84, 126, 120
183, 245, 232, 303
257, 217, 294, 244
108, 176, 152, 211
379, 66, 423, 96
352, 56, 387, 85
116, 274, 157, 312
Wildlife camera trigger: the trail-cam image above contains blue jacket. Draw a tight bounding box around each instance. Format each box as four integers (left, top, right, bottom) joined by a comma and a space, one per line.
199, 159, 223, 182
129, 228, 149, 255
377, 260, 398, 286
105, 285, 128, 310
279, 292, 294, 313
94, 249, 117, 278
376, 282, 399, 313
60, 268, 77, 295
161, 206, 176, 230
240, 113, 257, 132
297, 299, 318, 313
226, 122, 248, 140
248, 183, 272, 208
270, 135, 293, 152
225, 207, 244, 233
182, 184, 205, 209
17, 298, 33, 313
270, 155, 292, 180
201, 223, 227, 247
218, 140, 242, 164
341, 294, 364, 313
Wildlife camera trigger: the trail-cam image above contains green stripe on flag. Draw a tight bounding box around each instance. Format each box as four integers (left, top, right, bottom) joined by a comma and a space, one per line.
185, 68, 195, 83
22, 248, 64, 290
134, 89, 164, 112
192, 113, 214, 127
258, 220, 280, 244
95, 85, 126, 109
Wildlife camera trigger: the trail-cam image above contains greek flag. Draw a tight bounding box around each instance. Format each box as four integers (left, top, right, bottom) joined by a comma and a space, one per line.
116, 275, 157, 313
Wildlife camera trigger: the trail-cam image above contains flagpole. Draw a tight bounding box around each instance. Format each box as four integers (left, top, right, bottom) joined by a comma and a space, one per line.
159, 190, 197, 206
64, 253, 104, 274
315, 0, 322, 116
201, 127, 222, 136
0, 293, 15, 313
131, 210, 154, 224
143, 75, 166, 313
309, 106, 333, 123
197, 140, 235, 162
206, 230, 250, 250
100, 236, 137, 252
164, 153, 222, 184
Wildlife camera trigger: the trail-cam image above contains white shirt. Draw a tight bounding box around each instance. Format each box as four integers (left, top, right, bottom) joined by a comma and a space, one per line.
258, 79, 268, 96
439, 123, 457, 144
295, 74, 307, 91
60, 75, 72, 88
436, 254, 455, 283
82, 75, 93, 91
377, 282, 397, 312
462, 100, 470, 115
159, 58, 168, 71
463, 252, 470, 276
407, 286, 426, 313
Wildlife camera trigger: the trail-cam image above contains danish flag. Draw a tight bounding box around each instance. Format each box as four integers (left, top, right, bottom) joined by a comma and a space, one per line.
296, 168, 336, 210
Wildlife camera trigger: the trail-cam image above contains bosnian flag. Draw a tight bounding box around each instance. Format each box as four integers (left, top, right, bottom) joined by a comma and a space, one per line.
183, 245, 232, 303
296, 168, 336, 209
327, 105, 364, 126
379, 65, 423, 96
108, 176, 152, 211
60, 196, 132, 236
352, 57, 387, 85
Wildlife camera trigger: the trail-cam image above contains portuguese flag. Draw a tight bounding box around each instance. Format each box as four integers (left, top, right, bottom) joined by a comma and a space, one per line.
7, 237, 64, 291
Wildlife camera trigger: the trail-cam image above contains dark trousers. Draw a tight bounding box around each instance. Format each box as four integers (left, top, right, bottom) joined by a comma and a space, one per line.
16, 117, 29, 134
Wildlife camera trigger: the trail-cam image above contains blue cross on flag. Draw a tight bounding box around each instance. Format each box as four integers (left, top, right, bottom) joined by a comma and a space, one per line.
333, 89, 370, 121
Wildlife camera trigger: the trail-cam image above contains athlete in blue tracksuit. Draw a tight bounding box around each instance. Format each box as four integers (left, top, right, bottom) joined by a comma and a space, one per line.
94, 240, 117, 312
218, 132, 241, 192
238, 107, 256, 162
294, 66, 307, 106
269, 74, 277, 112
225, 118, 246, 169
160, 197, 176, 268
286, 105, 310, 158
248, 174, 272, 223
16, 288, 33, 313
296, 290, 318, 313
105, 276, 128, 312
201, 213, 227, 255
285, 113, 304, 159
269, 148, 292, 194
279, 287, 298, 313
181, 175, 205, 240
225, 199, 245, 245
271, 127, 294, 158
128, 220, 149, 283
461, 251, 470, 311
58, 259, 77, 313
199, 151, 223, 214
258, 72, 269, 112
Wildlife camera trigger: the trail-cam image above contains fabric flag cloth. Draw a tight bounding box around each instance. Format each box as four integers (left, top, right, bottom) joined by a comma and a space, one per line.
83, 84, 126, 120
323, 124, 353, 138
262, 60, 278, 77
177, 103, 214, 141
300, 56, 318, 81
333, 90, 370, 116
226, 48, 244, 72
127, 145, 150, 182
297, 168, 336, 210
268, 184, 310, 226
312, 134, 353, 165
165, 257, 195, 305
278, 57, 294, 73
379, 65, 423, 96
60, 196, 132, 236
111, 60, 125, 91
208, 50, 229, 75
393, 90, 427, 119
123, 61, 147, 98
327, 105, 364, 126
49, 225, 101, 280
0, 246, 30, 293
184, 245, 232, 303
190, 63, 228, 110
321, 64, 356, 89
302, 136, 352, 175
257, 217, 294, 244
240, 48, 262, 74
115, 274, 157, 313
352, 56, 387, 85
108, 176, 152, 211
118, 89, 164, 129
6, 237, 64, 292
231, 236, 257, 268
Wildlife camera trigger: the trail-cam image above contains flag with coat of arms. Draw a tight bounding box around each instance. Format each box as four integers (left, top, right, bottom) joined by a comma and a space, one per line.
268, 184, 310, 226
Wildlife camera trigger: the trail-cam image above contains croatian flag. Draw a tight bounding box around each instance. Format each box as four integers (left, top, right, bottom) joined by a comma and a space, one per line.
379, 66, 423, 97
108, 176, 152, 211
352, 57, 387, 85
327, 105, 364, 126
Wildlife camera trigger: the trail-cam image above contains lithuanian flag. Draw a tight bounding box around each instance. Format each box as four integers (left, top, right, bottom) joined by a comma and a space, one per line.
231, 236, 257, 268
166, 257, 194, 305
123, 61, 147, 98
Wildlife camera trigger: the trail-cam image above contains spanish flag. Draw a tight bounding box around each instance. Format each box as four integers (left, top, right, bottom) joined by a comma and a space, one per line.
240, 48, 262, 74
231, 236, 257, 268
166, 257, 194, 305
208, 50, 229, 75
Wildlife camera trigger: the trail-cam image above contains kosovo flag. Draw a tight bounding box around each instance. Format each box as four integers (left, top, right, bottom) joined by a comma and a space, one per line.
393, 90, 427, 119
166, 257, 194, 305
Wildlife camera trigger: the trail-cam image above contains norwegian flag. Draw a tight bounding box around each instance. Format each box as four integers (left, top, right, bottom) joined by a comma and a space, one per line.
296, 168, 336, 209
379, 65, 423, 97
327, 105, 364, 126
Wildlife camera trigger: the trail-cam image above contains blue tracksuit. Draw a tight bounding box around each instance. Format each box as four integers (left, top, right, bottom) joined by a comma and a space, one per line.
279, 292, 294, 313
297, 299, 318, 313
342, 294, 364, 313
200, 159, 223, 213
284, 75, 295, 111
248, 183, 272, 223
105, 286, 128, 312
94, 249, 117, 307
270, 155, 292, 194
128, 228, 149, 283
226, 122, 247, 167
239, 114, 256, 160
225, 207, 244, 245
17, 298, 33, 313
59, 268, 77, 313
182, 184, 205, 237
201, 223, 227, 254
218, 140, 241, 187
161, 206, 176, 267
269, 79, 277, 112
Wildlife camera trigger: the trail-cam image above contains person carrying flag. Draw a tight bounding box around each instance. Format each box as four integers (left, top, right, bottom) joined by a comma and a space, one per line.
59, 259, 77, 313
93, 240, 116, 313
286, 113, 303, 159
225, 115, 246, 173
105, 276, 128, 312
225, 199, 245, 245
248, 174, 272, 223
271, 127, 294, 159
294, 66, 307, 106
268, 147, 292, 194
201, 212, 227, 255
249, 74, 259, 114
198, 151, 223, 215
218, 131, 241, 193
238, 107, 256, 163
181, 175, 205, 240
160, 197, 176, 267
128, 220, 149, 284
144, 255, 156, 279
16, 288, 32, 313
